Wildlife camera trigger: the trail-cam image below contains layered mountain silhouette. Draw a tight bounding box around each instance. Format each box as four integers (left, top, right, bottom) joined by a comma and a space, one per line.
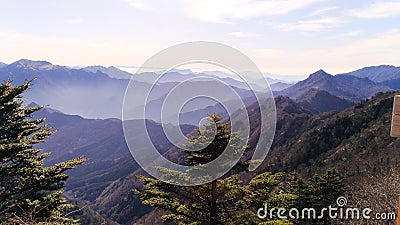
270, 81, 293, 91
340, 65, 400, 83
278, 69, 392, 102
1, 59, 129, 119
3, 60, 399, 122
1, 59, 268, 121
83, 65, 133, 79
339, 65, 400, 89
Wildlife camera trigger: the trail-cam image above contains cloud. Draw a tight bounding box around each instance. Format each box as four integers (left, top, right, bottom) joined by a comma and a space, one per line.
253, 48, 286, 57
0, 31, 155, 67
349, 2, 400, 19
331, 29, 400, 54
277, 17, 341, 32
250, 30, 400, 75
228, 31, 259, 38
309, 6, 337, 16
228, 32, 249, 38
328, 30, 361, 40
335, 31, 360, 38
182, 0, 327, 23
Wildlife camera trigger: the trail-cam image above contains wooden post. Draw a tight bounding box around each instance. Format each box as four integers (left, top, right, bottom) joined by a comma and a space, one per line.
390, 95, 400, 225
391, 95, 400, 137
398, 197, 400, 225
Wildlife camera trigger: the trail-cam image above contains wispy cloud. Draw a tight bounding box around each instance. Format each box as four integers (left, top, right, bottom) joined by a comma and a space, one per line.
229, 32, 249, 38
228, 31, 259, 38
251, 29, 400, 74
277, 17, 341, 32
309, 6, 337, 16
253, 48, 286, 57
338, 31, 360, 37
328, 31, 361, 40
349, 2, 400, 19
182, 0, 327, 23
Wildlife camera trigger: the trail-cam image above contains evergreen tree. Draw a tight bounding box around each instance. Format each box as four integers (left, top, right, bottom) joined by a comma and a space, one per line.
239, 172, 297, 225
285, 169, 346, 225
0, 78, 86, 224
135, 114, 296, 225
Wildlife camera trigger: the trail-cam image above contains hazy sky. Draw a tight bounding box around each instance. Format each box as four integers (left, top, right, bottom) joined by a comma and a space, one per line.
0, 0, 399, 75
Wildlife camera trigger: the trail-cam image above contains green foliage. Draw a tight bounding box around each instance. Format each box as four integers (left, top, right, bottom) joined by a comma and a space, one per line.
269, 92, 397, 175
135, 171, 297, 225
285, 169, 346, 225
134, 114, 295, 225
183, 114, 247, 171
0, 78, 86, 224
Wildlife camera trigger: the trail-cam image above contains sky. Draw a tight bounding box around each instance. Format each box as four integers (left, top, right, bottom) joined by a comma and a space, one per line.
0, 0, 399, 76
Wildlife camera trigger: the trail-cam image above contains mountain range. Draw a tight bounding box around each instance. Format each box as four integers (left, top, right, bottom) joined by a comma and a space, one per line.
3, 59, 400, 223
83, 65, 133, 79
340, 65, 400, 82
2, 60, 400, 123
0, 60, 271, 121
277, 69, 392, 102
32, 90, 400, 224
340, 65, 400, 89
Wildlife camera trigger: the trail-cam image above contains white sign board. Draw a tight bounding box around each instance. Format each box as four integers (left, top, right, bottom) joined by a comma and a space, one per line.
391, 95, 400, 137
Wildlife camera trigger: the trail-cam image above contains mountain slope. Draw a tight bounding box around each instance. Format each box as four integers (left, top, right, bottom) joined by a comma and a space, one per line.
33, 106, 195, 224
261, 91, 400, 179
33, 108, 135, 201
92, 95, 317, 224
46, 87, 400, 225
278, 69, 392, 102
379, 78, 400, 90
296, 88, 354, 114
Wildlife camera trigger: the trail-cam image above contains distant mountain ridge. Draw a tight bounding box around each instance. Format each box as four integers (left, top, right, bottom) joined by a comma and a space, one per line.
2, 59, 400, 122
270, 82, 293, 91
0, 59, 270, 121
0, 59, 128, 119
83, 65, 133, 79
340, 65, 400, 83
278, 69, 392, 102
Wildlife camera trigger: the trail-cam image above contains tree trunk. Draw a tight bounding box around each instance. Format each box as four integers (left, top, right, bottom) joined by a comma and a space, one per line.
210, 180, 217, 224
